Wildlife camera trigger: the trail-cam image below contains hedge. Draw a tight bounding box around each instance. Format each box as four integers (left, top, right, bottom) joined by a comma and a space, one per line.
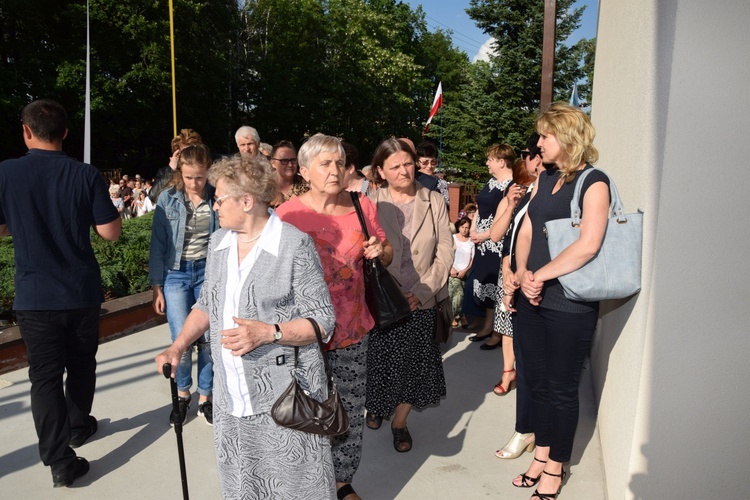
0, 212, 154, 324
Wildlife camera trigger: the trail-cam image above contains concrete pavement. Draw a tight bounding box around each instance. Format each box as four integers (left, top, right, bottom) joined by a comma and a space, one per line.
0, 324, 606, 499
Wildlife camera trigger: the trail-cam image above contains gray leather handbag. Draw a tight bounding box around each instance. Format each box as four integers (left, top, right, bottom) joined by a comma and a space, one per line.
544, 168, 643, 302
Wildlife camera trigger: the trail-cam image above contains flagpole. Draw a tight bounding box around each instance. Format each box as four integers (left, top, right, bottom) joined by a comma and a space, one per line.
168, 0, 177, 136
84, 0, 91, 164
438, 107, 443, 168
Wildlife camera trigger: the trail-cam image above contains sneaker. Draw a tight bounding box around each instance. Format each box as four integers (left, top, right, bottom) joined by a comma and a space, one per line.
197, 401, 213, 426
169, 395, 191, 426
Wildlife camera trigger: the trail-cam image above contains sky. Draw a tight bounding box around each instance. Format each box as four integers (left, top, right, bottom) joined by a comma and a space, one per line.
404, 0, 599, 62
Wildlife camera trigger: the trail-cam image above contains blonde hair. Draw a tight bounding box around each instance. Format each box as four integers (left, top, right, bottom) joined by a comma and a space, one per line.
208, 154, 278, 205
536, 102, 598, 182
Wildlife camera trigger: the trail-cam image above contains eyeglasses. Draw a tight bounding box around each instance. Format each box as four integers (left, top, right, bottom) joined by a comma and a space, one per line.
520, 150, 532, 160
419, 159, 438, 166
214, 194, 232, 207
272, 157, 298, 165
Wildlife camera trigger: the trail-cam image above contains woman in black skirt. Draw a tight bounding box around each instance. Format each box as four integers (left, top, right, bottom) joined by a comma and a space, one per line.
364, 138, 454, 453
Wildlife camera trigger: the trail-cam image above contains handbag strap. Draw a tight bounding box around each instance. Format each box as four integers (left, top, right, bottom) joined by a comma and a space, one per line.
569, 167, 626, 225
305, 317, 335, 392
349, 191, 371, 240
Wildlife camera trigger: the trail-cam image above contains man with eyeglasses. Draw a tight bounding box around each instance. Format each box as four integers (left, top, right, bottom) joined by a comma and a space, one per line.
235, 125, 261, 156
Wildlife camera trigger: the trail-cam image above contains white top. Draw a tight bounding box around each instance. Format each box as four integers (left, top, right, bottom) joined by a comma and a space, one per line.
452, 235, 475, 272
216, 210, 283, 417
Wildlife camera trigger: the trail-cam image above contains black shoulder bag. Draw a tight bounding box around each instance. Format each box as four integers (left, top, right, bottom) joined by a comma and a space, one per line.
349, 191, 411, 329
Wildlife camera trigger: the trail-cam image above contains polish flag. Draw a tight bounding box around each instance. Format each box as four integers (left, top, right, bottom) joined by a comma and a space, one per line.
423, 82, 443, 134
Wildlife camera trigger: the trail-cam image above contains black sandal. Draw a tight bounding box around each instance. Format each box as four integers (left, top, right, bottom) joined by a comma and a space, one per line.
392, 426, 412, 452
512, 457, 548, 488
336, 483, 357, 500
530, 469, 566, 499
365, 411, 382, 430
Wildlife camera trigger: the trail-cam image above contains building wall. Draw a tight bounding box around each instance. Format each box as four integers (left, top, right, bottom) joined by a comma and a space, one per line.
591, 0, 750, 498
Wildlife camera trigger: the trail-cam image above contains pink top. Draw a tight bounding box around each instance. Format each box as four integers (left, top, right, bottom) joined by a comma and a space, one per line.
276, 194, 386, 350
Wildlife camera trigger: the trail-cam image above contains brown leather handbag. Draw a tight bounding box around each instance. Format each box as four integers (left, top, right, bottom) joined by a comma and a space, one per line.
271, 318, 350, 436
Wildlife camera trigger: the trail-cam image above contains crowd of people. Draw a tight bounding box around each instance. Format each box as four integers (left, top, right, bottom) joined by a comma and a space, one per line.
2, 99, 610, 500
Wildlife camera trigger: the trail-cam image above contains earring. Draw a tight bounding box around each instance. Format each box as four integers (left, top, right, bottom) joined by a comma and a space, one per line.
243, 208, 250, 213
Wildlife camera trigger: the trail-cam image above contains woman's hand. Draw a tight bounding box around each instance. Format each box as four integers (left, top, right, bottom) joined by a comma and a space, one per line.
405, 291, 421, 312
470, 231, 490, 244
507, 184, 527, 209
502, 292, 516, 313
152, 286, 165, 315
220, 317, 272, 356
362, 236, 383, 260
503, 270, 520, 296
155, 346, 183, 378
450, 267, 459, 278
519, 270, 544, 305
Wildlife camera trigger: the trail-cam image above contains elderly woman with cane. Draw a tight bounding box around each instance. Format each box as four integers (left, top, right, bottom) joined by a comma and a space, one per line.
156, 153, 337, 499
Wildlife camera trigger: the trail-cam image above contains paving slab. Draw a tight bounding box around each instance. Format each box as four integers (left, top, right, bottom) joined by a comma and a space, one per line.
0, 324, 605, 499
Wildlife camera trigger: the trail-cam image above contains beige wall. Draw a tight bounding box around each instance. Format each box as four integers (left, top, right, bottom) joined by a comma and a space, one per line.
590, 0, 750, 498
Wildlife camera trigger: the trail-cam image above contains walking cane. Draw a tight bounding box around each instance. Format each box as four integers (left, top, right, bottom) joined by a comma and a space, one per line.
163, 363, 189, 500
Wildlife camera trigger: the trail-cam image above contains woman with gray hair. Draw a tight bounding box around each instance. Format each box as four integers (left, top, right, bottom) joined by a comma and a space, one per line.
276, 134, 391, 500
156, 153, 337, 499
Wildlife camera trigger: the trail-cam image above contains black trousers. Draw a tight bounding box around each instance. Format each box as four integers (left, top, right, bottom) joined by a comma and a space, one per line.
516, 295, 597, 463
16, 306, 100, 473
512, 312, 533, 434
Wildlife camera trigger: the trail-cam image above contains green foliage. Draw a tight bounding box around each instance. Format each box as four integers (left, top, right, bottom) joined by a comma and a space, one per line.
91, 213, 154, 299
0, 214, 154, 322
429, 0, 589, 183
0, 0, 593, 179
0, 237, 15, 323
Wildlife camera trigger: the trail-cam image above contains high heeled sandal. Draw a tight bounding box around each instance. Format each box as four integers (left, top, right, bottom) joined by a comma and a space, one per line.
512, 457, 547, 488
530, 469, 566, 499
493, 369, 517, 395
495, 431, 535, 459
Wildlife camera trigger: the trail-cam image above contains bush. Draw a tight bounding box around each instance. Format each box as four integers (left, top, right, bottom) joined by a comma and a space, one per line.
0, 213, 154, 323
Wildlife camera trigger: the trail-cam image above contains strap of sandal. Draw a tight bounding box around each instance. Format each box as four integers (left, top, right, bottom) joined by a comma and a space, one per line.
531, 491, 557, 500
336, 483, 356, 500
534, 457, 548, 464
519, 473, 538, 487
543, 469, 566, 479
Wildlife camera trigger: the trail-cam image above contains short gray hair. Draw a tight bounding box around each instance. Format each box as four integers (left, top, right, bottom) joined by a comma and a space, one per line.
234, 125, 260, 145
209, 154, 278, 205
298, 133, 345, 169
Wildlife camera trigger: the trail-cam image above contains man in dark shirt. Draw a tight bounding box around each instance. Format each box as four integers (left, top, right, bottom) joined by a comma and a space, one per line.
0, 100, 121, 488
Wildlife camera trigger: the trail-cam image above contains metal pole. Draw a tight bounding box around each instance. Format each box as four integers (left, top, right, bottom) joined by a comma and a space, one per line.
168, 0, 177, 136
541, 0, 557, 111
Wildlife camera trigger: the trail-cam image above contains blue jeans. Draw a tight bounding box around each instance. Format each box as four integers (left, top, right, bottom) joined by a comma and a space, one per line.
164, 259, 212, 396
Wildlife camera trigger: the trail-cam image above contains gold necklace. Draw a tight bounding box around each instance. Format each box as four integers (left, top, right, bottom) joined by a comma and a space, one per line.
238, 233, 261, 244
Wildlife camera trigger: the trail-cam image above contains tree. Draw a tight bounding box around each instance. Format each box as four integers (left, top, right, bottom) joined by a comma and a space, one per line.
431, 0, 588, 180
0, 1, 242, 174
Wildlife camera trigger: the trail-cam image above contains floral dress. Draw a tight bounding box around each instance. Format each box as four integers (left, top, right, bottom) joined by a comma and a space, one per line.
471, 177, 512, 309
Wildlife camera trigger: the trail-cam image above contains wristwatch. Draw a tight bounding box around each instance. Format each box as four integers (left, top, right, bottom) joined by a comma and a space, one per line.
272, 324, 282, 343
